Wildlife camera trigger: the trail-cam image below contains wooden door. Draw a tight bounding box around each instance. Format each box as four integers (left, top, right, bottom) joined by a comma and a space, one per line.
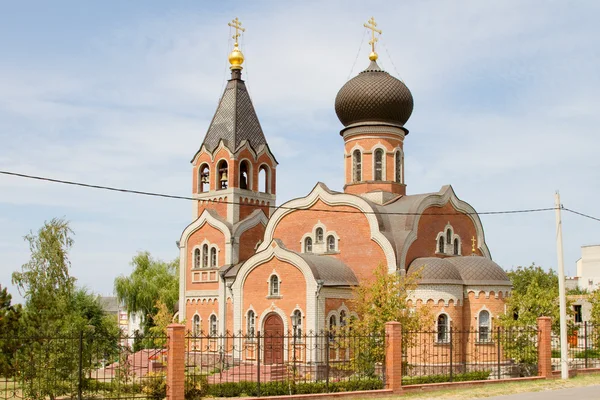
263, 314, 284, 364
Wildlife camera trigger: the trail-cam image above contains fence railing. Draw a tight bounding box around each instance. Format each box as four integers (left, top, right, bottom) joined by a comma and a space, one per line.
184, 330, 386, 397
551, 322, 600, 371
0, 331, 167, 400
402, 327, 539, 384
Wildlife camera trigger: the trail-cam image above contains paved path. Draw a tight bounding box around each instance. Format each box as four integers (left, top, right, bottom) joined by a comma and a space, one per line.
477, 385, 600, 400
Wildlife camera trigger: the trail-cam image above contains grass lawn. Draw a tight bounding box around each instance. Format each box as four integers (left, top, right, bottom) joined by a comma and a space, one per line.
356, 373, 600, 399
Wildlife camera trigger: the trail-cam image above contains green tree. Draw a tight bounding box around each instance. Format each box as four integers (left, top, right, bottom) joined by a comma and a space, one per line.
498, 264, 572, 368
10, 219, 120, 399
0, 286, 22, 376
11, 218, 79, 399
114, 252, 178, 336
146, 300, 173, 348
590, 289, 600, 325
346, 264, 427, 376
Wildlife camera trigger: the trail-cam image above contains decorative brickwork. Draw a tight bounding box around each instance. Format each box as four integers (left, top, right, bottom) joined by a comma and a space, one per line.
537, 317, 552, 378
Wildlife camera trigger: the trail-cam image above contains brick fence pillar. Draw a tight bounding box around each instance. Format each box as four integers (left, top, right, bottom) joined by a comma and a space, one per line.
385, 321, 402, 393
537, 317, 552, 378
167, 324, 186, 400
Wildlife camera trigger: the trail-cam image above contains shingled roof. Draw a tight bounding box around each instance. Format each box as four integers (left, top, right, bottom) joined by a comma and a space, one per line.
200, 70, 267, 154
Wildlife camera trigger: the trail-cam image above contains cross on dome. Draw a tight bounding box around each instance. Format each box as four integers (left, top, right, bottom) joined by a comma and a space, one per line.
363, 17, 382, 61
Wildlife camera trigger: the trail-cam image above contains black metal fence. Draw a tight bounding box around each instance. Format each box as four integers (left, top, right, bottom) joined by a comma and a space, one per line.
0, 331, 167, 400
402, 327, 538, 385
184, 330, 386, 397
552, 322, 600, 371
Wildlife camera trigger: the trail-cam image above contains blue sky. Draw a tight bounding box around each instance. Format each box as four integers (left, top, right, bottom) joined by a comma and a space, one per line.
1, 0, 599, 303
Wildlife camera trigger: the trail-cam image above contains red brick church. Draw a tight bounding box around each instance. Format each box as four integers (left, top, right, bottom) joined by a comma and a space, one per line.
177, 19, 511, 363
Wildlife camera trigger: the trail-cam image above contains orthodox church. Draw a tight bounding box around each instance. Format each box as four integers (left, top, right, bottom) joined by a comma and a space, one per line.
178, 18, 511, 362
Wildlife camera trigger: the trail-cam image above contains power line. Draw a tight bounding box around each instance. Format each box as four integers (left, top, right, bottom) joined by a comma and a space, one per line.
0, 169, 563, 217
564, 208, 600, 223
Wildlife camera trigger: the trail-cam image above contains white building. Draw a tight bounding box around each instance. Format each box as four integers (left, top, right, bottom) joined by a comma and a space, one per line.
575, 245, 600, 292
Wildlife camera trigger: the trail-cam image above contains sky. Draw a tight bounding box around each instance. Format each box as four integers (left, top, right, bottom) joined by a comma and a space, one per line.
1, 0, 599, 303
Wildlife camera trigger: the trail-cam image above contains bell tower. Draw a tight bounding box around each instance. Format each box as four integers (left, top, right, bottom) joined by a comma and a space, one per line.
190, 18, 277, 225
334, 18, 413, 200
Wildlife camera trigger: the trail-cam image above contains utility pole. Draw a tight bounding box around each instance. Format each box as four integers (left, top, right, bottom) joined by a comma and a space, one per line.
555, 191, 569, 379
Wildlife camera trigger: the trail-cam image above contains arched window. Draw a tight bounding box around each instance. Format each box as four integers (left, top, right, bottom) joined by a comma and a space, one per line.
438, 236, 445, 253
446, 229, 452, 244
209, 315, 217, 336
479, 310, 490, 342
239, 160, 250, 190
395, 150, 402, 183
329, 315, 337, 331
193, 314, 200, 335
339, 310, 347, 327
292, 310, 302, 339
316, 228, 323, 243
269, 275, 280, 296
454, 238, 459, 255
258, 165, 269, 193
247, 310, 255, 337
327, 235, 336, 252
202, 244, 209, 268
304, 237, 313, 253
352, 150, 362, 182
210, 247, 217, 268
374, 149, 383, 181
217, 160, 228, 190
194, 248, 201, 269
437, 314, 449, 343
199, 164, 210, 193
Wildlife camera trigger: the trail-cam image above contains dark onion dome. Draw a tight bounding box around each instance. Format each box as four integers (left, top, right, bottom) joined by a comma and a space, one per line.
335, 60, 414, 130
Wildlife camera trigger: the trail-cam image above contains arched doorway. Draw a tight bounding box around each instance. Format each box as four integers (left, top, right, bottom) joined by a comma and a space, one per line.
263, 313, 284, 364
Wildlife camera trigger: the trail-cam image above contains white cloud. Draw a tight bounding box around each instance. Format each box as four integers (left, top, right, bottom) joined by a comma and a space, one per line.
1, 0, 599, 301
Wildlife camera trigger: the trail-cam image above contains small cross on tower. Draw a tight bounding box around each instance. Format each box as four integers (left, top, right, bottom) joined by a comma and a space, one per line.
228, 17, 246, 45
363, 17, 382, 61
471, 236, 477, 254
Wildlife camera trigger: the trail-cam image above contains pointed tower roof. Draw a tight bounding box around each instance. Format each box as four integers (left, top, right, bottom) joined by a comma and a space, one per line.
200, 71, 267, 153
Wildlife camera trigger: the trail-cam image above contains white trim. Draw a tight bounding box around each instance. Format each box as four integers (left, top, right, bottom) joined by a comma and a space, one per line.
232, 240, 318, 336
258, 163, 271, 194
215, 158, 230, 191
238, 158, 253, 191
371, 145, 387, 181
399, 185, 491, 271
197, 162, 211, 193
257, 183, 397, 273
475, 307, 492, 342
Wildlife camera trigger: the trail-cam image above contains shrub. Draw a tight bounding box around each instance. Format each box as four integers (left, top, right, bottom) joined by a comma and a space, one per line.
206, 378, 383, 397
402, 370, 491, 385
185, 374, 208, 400
142, 372, 166, 400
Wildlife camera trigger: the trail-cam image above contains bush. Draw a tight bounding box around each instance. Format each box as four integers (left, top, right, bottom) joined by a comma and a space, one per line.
402, 370, 491, 385
142, 372, 166, 400
206, 378, 383, 397
573, 349, 600, 359
185, 374, 208, 400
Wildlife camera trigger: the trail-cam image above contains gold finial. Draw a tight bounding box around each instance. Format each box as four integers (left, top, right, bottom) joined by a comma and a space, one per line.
364, 17, 382, 61
227, 17, 246, 70
471, 236, 477, 254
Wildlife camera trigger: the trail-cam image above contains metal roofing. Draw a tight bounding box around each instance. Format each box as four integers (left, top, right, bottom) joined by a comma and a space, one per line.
200, 71, 267, 153
407, 257, 463, 285
335, 60, 414, 128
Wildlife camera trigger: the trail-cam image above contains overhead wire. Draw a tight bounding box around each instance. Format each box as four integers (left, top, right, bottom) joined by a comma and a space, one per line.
0, 169, 571, 218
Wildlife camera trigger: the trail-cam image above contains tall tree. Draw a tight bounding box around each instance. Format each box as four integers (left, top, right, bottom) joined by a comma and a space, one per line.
114, 252, 178, 335
0, 286, 22, 376
346, 264, 427, 376
12, 218, 75, 335
498, 264, 572, 368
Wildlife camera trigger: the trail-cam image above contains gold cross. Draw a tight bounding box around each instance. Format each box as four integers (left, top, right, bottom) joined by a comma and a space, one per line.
471, 236, 477, 254
228, 17, 246, 44
364, 17, 382, 54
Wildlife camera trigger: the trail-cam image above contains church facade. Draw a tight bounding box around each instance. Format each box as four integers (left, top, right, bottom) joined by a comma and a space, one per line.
178, 20, 511, 363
